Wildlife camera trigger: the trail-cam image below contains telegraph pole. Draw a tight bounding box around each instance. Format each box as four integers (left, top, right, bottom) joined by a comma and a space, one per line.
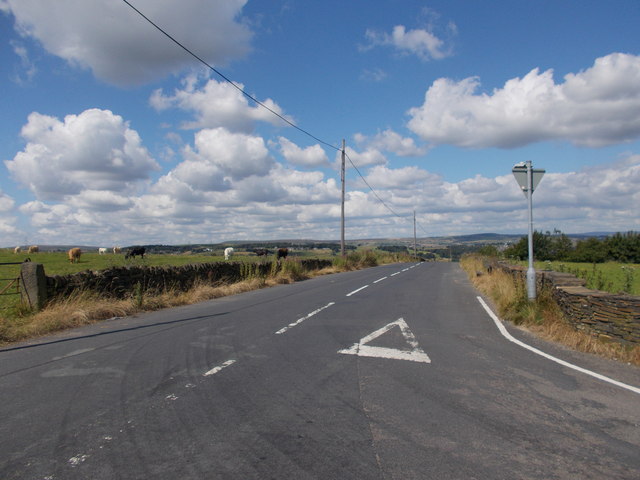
413, 210, 417, 259
340, 139, 346, 257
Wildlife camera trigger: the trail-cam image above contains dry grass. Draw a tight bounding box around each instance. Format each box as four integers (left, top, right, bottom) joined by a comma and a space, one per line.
461, 255, 640, 367
0, 254, 397, 346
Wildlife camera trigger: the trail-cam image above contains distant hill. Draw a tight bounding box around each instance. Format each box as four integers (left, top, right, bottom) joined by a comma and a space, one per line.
4, 232, 625, 252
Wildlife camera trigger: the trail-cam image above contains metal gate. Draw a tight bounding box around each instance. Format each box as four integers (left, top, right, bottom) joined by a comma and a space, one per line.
0, 261, 24, 309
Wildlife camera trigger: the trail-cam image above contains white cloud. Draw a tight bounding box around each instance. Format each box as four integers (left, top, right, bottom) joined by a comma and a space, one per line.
1, 0, 252, 85
407, 53, 640, 148
339, 146, 387, 169
9, 40, 37, 84
150, 76, 292, 132
362, 24, 453, 61
354, 129, 429, 157
190, 127, 274, 180
4, 109, 160, 202
276, 137, 329, 167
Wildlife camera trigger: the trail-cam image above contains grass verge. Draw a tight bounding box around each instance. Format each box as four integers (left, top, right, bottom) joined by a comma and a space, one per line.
0, 251, 416, 346
460, 254, 640, 367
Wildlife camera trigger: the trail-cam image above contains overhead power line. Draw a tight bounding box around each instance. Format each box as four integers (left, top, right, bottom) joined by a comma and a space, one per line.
121, 0, 339, 152
122, 1, 433, 239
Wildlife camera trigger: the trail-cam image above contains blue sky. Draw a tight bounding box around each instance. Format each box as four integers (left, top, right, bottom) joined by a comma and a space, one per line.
1, 0, 639, 247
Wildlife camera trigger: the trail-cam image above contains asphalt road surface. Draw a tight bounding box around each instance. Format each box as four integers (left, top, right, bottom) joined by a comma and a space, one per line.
1, 262, 639, 479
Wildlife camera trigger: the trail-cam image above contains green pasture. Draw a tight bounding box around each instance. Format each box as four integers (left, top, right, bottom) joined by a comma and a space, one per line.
534, 260, 639, 295
0, 248, 323, 312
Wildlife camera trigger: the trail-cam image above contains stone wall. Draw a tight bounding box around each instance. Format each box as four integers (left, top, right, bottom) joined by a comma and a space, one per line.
45, 259, 333, 302
499, 263, 640, 345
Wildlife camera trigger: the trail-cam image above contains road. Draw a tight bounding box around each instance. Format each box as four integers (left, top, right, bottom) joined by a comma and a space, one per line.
1, 262, 638, 479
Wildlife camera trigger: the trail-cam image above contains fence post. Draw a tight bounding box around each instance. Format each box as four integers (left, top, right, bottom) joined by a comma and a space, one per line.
20, 262, 47, 310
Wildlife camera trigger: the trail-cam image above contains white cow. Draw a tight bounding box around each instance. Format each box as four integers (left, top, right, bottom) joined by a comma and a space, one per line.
113, 246, 122, 254
98, 247, 108, 255
14, 246, 21, 254
224, 247, 234, 260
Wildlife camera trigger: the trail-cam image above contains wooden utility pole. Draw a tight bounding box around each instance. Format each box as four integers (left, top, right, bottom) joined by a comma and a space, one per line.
340, 139, 346, 257
413, 210, 417, 259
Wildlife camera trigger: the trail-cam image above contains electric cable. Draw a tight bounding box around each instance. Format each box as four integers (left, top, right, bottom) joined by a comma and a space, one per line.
122, 1, 426, 236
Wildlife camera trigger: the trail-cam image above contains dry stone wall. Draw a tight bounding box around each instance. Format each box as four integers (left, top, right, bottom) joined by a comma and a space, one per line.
45, 259, 332, 301
500, 263, 640, 345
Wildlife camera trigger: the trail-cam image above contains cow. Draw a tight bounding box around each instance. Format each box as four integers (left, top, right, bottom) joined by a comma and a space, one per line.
254, 248, 271, 257
68, 247, 81, 263
224, 247, 234, 260
125, 246, 146, 259
28, 245, 39, 254
113, 246, 122, 254
14, 246, 21, 254
98, 247, 108, 255
277, 248, 289, 261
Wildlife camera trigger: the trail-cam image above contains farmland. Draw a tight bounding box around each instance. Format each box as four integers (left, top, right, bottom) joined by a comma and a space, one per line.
534, 260, 639, 295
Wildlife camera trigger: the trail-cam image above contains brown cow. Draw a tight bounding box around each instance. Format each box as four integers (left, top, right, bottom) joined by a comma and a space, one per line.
277, 248, 289, 260
68, 247, 82, 263
28, 245, 39, 254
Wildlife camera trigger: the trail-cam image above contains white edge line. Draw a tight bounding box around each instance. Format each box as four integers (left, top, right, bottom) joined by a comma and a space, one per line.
476, 296, 640, 396
203, 359, 236, 377
373, 276, 388, 284
275, 302, 335, 334
346, 285, 369, 297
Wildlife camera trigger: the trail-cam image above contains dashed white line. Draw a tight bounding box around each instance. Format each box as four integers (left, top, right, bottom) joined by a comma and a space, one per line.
346, 285, 369, 297
275, 302, 335, 334
373, 276, 388, 284
203, 359, 236, 377
477, 296, 640, 396
390, 272, 400, 277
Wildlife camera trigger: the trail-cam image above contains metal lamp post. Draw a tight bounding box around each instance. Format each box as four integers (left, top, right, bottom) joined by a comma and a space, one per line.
512, 161, 545, 301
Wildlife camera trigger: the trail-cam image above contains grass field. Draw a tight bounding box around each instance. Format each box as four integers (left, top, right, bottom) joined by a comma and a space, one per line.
0, 248, 332, 314
533, 261, 640, 295
0, 247, 412, 344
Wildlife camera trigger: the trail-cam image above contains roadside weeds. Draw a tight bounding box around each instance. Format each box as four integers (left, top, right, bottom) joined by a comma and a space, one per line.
0, 252, 413, 346
460, 255, 640, 367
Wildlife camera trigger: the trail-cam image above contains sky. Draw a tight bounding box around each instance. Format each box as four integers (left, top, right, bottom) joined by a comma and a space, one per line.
0, 0, 639, 247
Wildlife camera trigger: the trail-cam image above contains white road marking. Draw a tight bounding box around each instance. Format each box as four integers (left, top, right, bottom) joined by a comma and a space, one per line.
275, 302, 335, 334
203, 359, 236, 377
373, 276, 388, 283
52, 348, 95, 360
390, 272, 400, 277
339, 318, 431, 363
477, 296, 640, 396
346, 285, 369, 297
402, 268, 410, 272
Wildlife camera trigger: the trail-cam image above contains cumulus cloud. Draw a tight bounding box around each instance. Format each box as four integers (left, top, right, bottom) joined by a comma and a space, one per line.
354, 129, 429, 157
4, 109, 160, 202
189, 127, 275, 180
7, 152, 640, 245
362, 24, 454, 61
1, 0, 252, 86
340, 146, 387, 169
150, 76, 292, 132
407, 53, 640, 148
276, 137, 329, 168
